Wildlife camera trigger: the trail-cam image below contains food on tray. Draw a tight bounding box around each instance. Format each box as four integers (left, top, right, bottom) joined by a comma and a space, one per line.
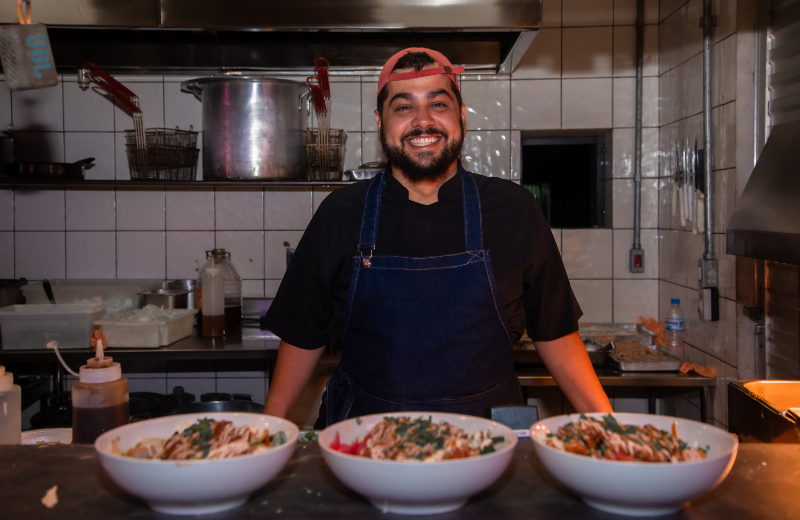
544, 414, 709, 462
112, 418, 288, 460
679, 361, 717, 377
330, 416, 505, 461
611, 339, 673, 361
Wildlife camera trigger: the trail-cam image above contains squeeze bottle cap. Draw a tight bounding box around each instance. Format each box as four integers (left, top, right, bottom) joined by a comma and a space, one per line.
80, 339, 121, 384
0, 366, 12, 392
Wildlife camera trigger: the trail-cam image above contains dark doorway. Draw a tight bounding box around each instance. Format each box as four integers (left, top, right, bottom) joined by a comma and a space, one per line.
521, 135, 606, 228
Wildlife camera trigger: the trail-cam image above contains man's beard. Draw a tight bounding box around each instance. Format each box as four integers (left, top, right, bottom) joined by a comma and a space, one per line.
379, 122, 465, 183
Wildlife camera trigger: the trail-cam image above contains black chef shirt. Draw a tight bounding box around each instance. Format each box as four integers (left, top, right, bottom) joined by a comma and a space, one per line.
263, 166, 582, 350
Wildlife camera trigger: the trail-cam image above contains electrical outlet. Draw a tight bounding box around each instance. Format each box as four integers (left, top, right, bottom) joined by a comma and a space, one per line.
629, 248, 644, 273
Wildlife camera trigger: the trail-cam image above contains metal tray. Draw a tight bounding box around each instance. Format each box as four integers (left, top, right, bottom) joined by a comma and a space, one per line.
609, 345, 683, 371
579, 323, 656, 346
513, 339, 609, 368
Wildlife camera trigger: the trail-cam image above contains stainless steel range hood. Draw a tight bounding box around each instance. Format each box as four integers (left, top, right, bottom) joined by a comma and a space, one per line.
726, 120, 800, 264
0, 0, 541, 75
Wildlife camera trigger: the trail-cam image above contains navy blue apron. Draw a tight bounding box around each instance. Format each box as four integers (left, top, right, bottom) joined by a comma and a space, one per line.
315, 168, 524, 428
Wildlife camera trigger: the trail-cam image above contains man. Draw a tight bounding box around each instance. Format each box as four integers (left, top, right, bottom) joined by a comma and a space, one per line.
263, 48, 612, 427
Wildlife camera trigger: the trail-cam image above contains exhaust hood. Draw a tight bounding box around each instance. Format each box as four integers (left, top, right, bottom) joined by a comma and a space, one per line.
0, 0, 541, 75
726, 119, 800, 264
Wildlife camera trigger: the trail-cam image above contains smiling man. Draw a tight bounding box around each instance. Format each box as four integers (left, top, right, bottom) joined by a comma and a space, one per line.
262, 48, 612, 427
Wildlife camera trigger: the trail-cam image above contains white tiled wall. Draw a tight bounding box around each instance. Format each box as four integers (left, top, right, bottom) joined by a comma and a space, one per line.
657, 0, 743, 428
0, 0, 663, 323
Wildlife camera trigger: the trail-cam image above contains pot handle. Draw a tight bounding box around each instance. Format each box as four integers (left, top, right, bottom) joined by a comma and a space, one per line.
299, 88, 312, 112
181, 80, 203, 99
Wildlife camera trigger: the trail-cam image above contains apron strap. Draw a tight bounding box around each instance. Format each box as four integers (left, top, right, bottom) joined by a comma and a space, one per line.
357, 171, 386, 256
461, 168, 484, 251
357, 164, 484, 255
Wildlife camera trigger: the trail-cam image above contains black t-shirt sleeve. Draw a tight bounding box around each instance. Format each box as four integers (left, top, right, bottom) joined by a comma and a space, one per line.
521, 197, 583, 342
261, 209, 332, 350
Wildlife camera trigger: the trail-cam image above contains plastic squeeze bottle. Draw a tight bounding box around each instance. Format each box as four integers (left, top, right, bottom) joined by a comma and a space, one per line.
0, 366, 21, 445
71, 340, 129, 444
201, 257, 225, 337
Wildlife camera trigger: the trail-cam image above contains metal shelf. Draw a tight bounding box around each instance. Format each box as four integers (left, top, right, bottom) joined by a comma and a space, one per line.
0, 179, 354, 189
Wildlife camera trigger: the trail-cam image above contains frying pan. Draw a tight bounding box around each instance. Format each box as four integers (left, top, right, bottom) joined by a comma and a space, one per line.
13, 157, 94, 180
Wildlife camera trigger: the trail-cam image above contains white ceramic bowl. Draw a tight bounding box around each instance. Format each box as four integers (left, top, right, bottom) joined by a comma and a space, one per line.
531, 413, 738, 517
319, 412, 517, 515
95, 413, 299, 516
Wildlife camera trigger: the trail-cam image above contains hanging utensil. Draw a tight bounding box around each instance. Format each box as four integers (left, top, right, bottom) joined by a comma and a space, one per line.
677, 143, 686, 228
314, 57, 331, 119
671, 144, 678, 219
79, 63, 147, 174
308, 76, 329, 176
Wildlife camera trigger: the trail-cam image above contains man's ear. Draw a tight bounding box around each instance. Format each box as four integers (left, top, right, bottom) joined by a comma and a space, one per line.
461, 103, 467, 135
374, 108, 382, 131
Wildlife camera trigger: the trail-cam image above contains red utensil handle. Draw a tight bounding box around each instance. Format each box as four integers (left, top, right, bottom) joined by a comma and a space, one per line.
81, 62, 142, 114
307, 77, 327, 111
314, 57, 330, 95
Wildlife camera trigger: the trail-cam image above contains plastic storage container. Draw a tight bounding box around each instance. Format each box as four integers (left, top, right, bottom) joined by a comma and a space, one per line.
95, 309, 198, 348
0, 303, 105, 350
22, 279, 160, 315
0, 366, 21, 445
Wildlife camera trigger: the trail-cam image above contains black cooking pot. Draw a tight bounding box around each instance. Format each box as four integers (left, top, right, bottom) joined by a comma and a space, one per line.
168, 393, 263, 415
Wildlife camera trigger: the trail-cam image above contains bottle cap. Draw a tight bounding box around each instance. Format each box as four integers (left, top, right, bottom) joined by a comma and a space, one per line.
0, 366, 13, 392
79, 339, 121, 384
671, 299, 680, 305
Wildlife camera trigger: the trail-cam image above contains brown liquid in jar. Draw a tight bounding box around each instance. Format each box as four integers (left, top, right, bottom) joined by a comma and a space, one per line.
224, 305, 242, 331
72, 402, 129, 444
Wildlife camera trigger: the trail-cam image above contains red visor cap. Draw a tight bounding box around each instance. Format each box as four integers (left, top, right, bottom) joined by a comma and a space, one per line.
377, 47, 465, 100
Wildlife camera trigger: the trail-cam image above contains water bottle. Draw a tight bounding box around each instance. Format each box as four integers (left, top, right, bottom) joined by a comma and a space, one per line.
665, 299, 685, 358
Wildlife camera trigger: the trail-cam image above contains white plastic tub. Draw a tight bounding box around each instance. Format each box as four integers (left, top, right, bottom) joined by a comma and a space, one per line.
96, 309, 198, 348
22, 279, 162, 315
0, 303, 105, 350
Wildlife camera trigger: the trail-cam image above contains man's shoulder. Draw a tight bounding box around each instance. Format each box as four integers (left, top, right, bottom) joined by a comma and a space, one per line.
315, 178, 371, 216
466, 170, 536, 208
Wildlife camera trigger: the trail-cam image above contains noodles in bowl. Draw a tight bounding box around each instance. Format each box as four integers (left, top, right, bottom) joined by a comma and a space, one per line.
531, 413, 738, 516
94, 413, 298, 516
319, 413, 517, 515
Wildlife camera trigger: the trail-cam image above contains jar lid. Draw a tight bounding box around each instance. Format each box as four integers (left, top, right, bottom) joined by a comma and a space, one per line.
206, 248, 230, 259
0, 366, 12, 392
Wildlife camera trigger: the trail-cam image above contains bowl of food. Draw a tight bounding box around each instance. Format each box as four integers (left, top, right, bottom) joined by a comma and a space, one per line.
531, 413, 738, 516
318, 413, 517, 515
95, 413, 299, 515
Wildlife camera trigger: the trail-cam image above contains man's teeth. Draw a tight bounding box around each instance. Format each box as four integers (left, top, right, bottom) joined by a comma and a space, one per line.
408, 136, 440, 146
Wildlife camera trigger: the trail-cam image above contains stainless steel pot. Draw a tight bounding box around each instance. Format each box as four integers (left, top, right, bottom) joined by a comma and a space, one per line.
181, 77, 310, 180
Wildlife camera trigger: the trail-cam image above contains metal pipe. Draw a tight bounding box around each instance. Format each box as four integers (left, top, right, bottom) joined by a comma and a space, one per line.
633, 0, 643, 248
703, 0, 714, 260
629, 0, 644, 273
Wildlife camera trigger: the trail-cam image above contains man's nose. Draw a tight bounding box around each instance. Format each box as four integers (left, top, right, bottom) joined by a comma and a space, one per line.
412, 105, 436, 129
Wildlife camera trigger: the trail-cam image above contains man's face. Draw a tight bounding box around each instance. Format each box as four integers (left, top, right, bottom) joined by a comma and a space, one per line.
375, 71, 467, 183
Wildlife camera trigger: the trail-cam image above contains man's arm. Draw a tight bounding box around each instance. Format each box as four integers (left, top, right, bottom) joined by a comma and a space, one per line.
263, 340, 326, 417
535, 331, 613, 413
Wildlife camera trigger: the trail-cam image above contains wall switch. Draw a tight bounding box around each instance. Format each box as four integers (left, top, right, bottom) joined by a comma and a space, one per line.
702, 287, 719, 321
